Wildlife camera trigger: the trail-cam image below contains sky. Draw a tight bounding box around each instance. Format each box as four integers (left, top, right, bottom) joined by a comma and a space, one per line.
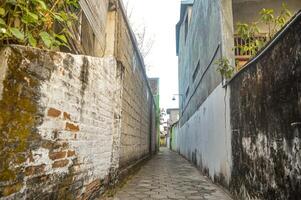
122, 0, 181, 110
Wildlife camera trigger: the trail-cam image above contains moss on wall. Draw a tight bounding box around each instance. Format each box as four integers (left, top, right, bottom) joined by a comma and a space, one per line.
0, 48, 41, 196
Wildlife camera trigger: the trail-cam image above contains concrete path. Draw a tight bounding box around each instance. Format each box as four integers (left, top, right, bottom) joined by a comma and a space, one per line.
106, 148, 233, 200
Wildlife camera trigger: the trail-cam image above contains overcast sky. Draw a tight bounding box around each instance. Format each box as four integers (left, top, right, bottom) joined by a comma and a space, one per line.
122, 0, 181, 110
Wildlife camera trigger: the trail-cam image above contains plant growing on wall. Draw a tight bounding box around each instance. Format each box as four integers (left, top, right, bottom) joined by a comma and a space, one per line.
236, 22, 265, 56
0, 0, 79, 49
215, 57, 235, 80
235, 3, 292, 57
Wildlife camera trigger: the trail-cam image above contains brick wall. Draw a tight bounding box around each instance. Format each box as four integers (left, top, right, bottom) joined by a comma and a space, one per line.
114, 3, 157, 168
79, 0, 109, 57
0, 0, 157, 198
0, 46, 122, 199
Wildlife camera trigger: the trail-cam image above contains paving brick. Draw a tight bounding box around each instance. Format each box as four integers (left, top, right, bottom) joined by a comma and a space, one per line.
105, 148, 233, 200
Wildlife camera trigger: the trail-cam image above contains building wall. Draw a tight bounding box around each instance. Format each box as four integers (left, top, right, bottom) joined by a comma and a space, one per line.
114, 2, 157, 169
67, 0, 109, 57
232, 0, 301, 32
149, 78, 160, 152
0, 46, 121, 199
175, 0, 234, 185
0, 0, 157, 198
175, 0, 301, 198
173, 85, 232, 184
170, 123, 179, 151
178, 0, 234, 126
229, 12, 301, 200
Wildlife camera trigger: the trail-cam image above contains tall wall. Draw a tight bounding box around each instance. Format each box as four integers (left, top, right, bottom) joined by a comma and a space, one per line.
175, 1, 301, 198
0, 0, 157, 199
114, 3, 157, 168
229, 11, 301, 200
177, 0, 234, 126
0, 46, 121, 199
175, 0, 234, 185
178, 0, 222, 125
79, 0, 109, 56
174, 85, 232, 184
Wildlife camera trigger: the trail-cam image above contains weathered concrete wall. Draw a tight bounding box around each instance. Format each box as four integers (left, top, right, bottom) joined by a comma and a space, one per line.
177, 0, 234, 126
229, 12, 301, 199
173, 84, 232, 185
0, 46, 121, 199
233, 0, 301, 32
175, 0, 234, 186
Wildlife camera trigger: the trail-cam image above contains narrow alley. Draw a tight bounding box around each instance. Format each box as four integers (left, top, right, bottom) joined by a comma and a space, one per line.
1, 0, 301, 199
106, 148, 232, 200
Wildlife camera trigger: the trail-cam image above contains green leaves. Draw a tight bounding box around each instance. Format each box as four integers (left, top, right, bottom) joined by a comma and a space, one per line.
27, 33, 37, 47
215, 58, 234, 79
33, 0, 47, 9
0, 18, 6, 26
55, 34, 67, 43
0, 0, 79, 49
39, 31, 53, 48
9, 27, 24, 40
0, 8, 5, 16
235, 3, 292, 65
260, 8, 274, 24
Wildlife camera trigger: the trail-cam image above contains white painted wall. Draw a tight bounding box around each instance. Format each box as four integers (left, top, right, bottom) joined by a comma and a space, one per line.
174, 84, 232, 184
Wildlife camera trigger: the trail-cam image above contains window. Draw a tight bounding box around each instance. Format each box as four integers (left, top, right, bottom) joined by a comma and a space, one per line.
184, 7, 192, 43
185, 86, 190, 98
192, 61, 200, 82
184, 14, 189, 42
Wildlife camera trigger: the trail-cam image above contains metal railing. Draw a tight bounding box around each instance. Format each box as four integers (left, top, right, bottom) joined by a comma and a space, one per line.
234, 33, 268, 70
234, 33, 268, 57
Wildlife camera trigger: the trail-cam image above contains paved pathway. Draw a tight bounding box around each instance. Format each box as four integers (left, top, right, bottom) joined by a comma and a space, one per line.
106, 148, 233, 200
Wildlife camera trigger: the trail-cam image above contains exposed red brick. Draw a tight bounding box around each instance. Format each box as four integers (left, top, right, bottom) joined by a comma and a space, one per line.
25, 164, 46, 176
65, 122, 79, 132
52, 159, 69, 168
63, 112, 71, 120
67, 150, 76, 157
47, 108, 61, 118
81, 179, 101, 200
49, 151, 67, 160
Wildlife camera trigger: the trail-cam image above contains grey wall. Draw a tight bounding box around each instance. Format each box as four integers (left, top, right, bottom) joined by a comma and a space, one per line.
175, 0, 234, 186
174, 84, 232, 184
178, 0, 234, 126
229, 12, 301, 200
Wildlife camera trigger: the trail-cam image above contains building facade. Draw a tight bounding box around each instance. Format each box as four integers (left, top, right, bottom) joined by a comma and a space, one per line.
176, 0, 234, 184
175, 0, 301, 199
0, 0, 158, 199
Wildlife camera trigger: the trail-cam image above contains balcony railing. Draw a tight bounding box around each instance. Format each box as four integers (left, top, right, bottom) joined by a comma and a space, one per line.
234, 33, 268, 70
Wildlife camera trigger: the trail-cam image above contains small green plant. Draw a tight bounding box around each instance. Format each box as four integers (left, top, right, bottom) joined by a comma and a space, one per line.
216, 57, 235, 79
0, 0, 79, 49
235, 2, 292, 57
236, 22, 264, 56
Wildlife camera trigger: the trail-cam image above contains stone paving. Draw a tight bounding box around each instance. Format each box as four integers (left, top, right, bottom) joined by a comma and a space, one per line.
106, 148, 233, 200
